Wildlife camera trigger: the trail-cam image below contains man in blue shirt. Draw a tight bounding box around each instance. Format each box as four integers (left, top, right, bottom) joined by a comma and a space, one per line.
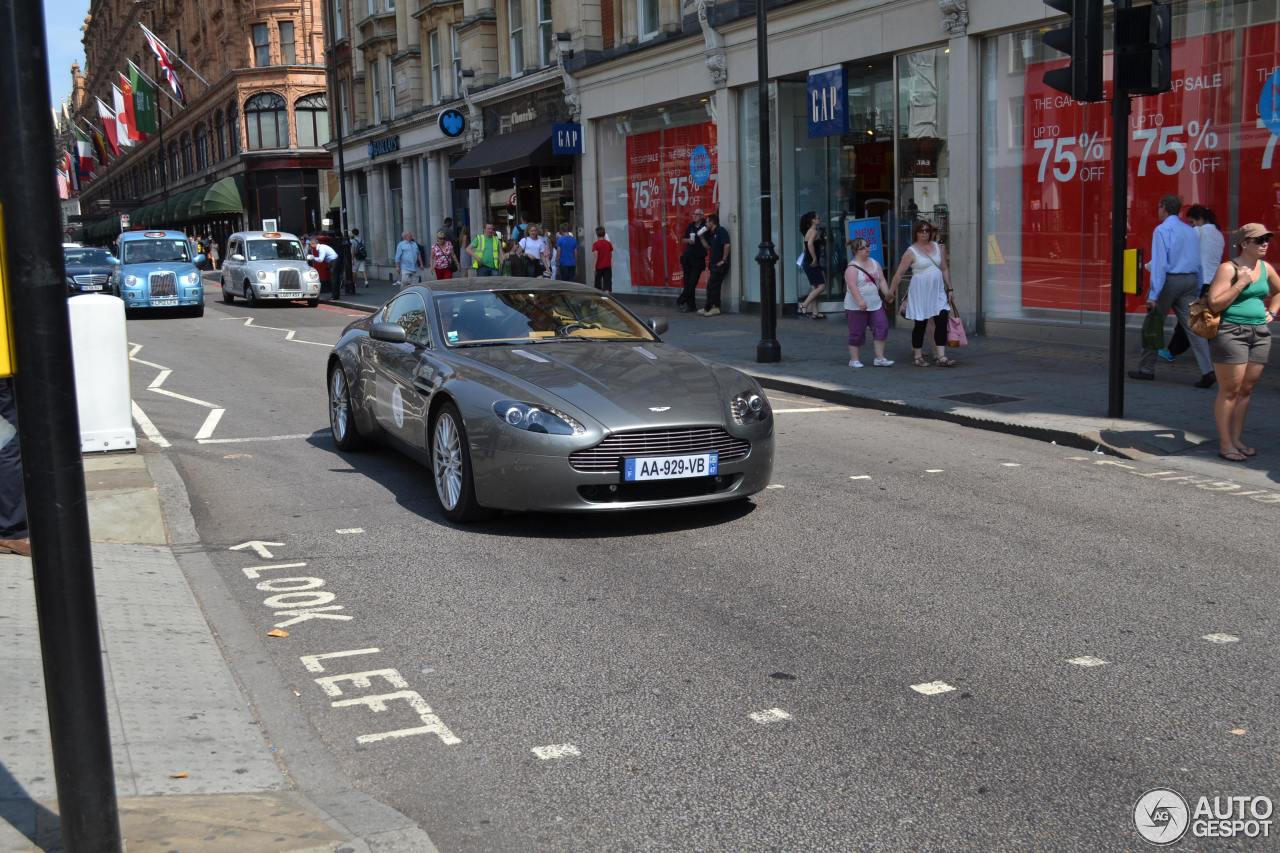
554, 224, 578, 281
394, 230, 421, 290
1130, 195, 1209, 381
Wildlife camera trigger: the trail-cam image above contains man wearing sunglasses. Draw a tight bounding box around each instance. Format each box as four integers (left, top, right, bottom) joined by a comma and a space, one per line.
1131, 194, 1212, 383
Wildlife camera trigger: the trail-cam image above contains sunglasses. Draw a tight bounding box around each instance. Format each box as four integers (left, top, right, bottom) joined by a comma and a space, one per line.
1251, 235, 1273, 245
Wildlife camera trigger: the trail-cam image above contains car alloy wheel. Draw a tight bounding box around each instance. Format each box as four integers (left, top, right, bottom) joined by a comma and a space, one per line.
432, 411, 463, 511
330, 369, 349, 443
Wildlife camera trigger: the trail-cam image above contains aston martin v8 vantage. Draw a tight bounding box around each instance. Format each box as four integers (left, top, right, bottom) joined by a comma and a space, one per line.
326, 278, 774, 521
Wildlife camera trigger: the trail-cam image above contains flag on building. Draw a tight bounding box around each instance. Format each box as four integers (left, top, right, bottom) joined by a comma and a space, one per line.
117, 72, 145, 141
111, 84, 135, 147
56, 169, 70, 200
127, 62, 158, 136
72, 125, 96, 177
63, 149, 80, 194
96, 98, 121, 156
140, 23, 186, 104
89, 123, 110, 166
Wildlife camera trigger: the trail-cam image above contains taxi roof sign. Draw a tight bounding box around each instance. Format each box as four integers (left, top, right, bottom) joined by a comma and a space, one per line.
144, 231, 167, 237
263, 232, 282, 238
0, 204, 14, 377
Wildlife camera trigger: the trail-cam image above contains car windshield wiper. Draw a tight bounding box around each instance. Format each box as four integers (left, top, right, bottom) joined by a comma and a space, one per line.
452, 340, 531, 348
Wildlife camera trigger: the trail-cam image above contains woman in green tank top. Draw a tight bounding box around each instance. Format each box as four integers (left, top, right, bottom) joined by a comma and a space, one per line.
1205, 223, 1280, 461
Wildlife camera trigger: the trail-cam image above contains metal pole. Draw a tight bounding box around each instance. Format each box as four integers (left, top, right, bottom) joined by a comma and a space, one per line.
754, 0, 780, 362
1108, 82, 1131, 418
322, 0, 348, 235
0, 1, 122, 850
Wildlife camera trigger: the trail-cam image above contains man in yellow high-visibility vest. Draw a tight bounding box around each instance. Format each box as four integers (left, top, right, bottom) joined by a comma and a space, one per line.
466, 222, 504, 277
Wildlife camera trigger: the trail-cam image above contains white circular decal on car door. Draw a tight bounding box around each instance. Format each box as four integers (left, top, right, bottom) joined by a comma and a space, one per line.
391, 386, 405, 429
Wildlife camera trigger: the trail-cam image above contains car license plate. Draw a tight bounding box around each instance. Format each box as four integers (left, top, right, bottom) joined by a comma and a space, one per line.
624, 452, 718, 482
151, 297, 178, 306
82, 284, 102, 291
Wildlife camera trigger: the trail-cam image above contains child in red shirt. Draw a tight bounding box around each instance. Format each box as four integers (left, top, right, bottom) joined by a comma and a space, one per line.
591, 227, 613, 292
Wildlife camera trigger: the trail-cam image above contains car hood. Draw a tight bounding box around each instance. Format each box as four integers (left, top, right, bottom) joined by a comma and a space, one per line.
65, 264, 116, 277
459, 342, 732, 429
121, 261, 198, 276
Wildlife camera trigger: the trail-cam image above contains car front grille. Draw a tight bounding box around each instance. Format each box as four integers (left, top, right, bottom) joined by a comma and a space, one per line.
569, 427, 751, 473
73, 274, 110, 287
278, 268, 301, 290
149, 272, 176, 297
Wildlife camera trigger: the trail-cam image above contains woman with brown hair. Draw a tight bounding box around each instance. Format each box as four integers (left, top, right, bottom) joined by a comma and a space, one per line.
889, 220, 956, 367
797, 211, 827, 319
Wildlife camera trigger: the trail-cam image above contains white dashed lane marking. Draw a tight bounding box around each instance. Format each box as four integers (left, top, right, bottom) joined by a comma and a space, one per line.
1202, 633, 1240, 644
766, 484, 785, 490
910, 681, 956, 696
1067, 656, 1108, 667
1001, 462, 1021, 467
925, 469, 944, 474
335, 528, 365, 535
531, 744, 581, 760
848, 475, 871, 481
749, 708, 792, 725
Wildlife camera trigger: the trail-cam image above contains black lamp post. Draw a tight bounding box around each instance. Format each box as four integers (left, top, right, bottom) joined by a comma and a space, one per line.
754, 0, 780, 362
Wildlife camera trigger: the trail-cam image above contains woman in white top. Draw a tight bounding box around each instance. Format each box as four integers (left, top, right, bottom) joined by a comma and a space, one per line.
843, 238, 894, 368
889, 220, 956, 367
518, 225, 550, 278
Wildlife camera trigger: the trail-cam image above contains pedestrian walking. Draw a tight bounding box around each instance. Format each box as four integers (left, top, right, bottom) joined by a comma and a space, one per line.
332, 231, 351, 296
466, 222, 504, 277
798, 211, 828, 319
844, 238, 894, 368
305, 237, 339, 299
555, 223, 578, 282
394, 230, 422, 290
1205, 223, 1280, 461
431, 230, 459, 280
350, 228, 369, 288
519, 225, 549, 277
592, 226, 613, 292
678, 209, 707, 312
440, 216, 460, 263
1161, 204, 1224, 387
1129, 195, 1207, 382
697, 213, 730, 316
0, 379, 30, 557
208, 235, 219, 270
889, 220, 956, 367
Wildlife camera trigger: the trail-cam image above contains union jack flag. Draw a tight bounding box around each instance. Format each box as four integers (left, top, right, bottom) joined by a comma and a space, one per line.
139, 23, 185, 104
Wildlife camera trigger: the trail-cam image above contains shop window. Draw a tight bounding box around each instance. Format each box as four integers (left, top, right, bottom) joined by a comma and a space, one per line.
252, 23, 270, 67
387, 163, 402, 239
296, 92, 330, 148
508, 0, 524, 76
227, 102, 240, 155
194, 124, 208, 171
245, 92, 288, 150
387, 56, 397, 118
429, 31, 442, 102
538, 0, 553, 66
451, 27, 462, 96
214, 110, 225, 160
637, 0, 659, 41
168, 142, 179, 180
371, 60, 382, 123
180, 132, 193, 175
279, 20, 295, 65
897, 48, 950, 246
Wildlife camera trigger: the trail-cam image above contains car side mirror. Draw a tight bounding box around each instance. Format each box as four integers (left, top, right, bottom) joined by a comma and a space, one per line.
194, 253, 209, 270
231, 253, 245, 262
648, 318, 669, 336
370, 322, 408, 344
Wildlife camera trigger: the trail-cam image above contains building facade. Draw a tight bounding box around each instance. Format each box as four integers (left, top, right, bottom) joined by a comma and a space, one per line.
72, 0, 334, 243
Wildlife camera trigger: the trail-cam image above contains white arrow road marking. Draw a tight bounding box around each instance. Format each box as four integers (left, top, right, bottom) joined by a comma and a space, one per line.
230, 540, 285, 559
131, 400, 171, 448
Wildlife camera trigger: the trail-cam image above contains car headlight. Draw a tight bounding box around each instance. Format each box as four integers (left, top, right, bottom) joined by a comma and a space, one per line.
124, 274, 142, 287
183, 271, 201, 285
730, 391, 770, 424
493, 400, 585, 435
256, 270, 273, 282
304, 269, 319, 281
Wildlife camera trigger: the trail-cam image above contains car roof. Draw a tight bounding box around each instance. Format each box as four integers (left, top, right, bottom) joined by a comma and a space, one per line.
230, 231, 302, 240
420, 277, 599, 296
119, 230, 188, 241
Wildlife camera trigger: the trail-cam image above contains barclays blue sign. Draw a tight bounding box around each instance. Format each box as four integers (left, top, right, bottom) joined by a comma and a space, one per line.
438, 108, 467, 139
368, 135, 401, 159
807, 66, 848, 138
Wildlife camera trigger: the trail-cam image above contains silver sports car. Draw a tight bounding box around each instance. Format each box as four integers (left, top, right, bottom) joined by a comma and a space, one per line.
327, 278, 774, 521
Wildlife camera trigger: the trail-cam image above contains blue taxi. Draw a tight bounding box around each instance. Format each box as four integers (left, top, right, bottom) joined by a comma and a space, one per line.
112, 230, 207, 316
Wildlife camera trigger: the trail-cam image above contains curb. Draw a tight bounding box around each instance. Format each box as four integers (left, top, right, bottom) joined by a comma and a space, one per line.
329, 298, 378, 313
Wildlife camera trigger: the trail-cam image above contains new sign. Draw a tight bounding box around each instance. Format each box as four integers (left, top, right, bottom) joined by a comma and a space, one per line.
552, 122, 583, 155
807, 66, 848, 138
368, 135, 401, 159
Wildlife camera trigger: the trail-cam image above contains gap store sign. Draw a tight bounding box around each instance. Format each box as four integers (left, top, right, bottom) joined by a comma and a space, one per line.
807, 65, 848, 138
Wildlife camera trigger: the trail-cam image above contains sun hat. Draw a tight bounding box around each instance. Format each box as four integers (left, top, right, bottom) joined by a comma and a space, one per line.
1235, 223, 1273, 243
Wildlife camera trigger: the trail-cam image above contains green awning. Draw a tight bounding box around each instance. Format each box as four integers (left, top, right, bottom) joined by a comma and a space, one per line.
179, 188, 205, 220
199, 176, 245, 216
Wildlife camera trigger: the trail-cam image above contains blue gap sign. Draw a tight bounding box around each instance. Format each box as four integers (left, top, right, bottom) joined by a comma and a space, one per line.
807, 66, 848, 139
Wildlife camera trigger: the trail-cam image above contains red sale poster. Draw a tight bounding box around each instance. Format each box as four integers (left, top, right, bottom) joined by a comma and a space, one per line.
625, 122, 719, 288
1240, 23, 1280, 228
1023, 31, 1235, 313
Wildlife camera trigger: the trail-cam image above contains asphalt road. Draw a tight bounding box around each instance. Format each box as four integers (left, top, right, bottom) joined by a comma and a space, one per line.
124, 282, 1280, 851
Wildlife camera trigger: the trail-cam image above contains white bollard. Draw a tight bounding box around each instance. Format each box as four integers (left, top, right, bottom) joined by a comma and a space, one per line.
68, 294, 137, 453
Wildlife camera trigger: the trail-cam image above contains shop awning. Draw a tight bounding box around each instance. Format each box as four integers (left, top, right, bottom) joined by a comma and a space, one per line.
450, 124, 559, 185
199, 176, 246, 216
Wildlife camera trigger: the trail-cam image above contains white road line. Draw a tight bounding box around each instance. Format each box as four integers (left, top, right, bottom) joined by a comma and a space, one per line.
335, 528, 365, 535
147, 369, 172, 390
766, 484, 786, 490
531, 744, 581, 760
150, 386, 220, 408
848, 475, 871, 480
1202, 633, 1240, 644
1066, 456, 1090, 461
1001, 462, 1022, 467
910, 680, 956, 696
197, 433, 315, 445
130, 356, 168, 371
237, 316, 332, 347
773, 406, 845, 414
194, 408, 226, 440
1067, 656, 1108, 667
749, 708, 792, 725
128, 342, 142, 357
925, 469, 944, 474
131, 400, 171, 448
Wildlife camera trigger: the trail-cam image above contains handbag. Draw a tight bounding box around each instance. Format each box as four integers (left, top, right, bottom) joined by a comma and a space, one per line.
1141, 309, 1165, 351
1188, 264, 1240, 340
796, 252, 805, 269
947, 313, 968, 347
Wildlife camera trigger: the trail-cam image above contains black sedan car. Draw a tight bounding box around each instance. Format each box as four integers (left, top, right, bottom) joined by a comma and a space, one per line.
327, 278, 775, 522
64, 246, 119, 296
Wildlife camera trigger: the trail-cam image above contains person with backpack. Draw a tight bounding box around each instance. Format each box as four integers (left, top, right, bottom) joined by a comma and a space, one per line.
350, 228, 369, 289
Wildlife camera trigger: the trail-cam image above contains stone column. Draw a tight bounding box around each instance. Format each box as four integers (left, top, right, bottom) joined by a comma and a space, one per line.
945, 34, 980, 328
400, 157, 418, 238
713, 86, 739, 310
368, 166, 388, 267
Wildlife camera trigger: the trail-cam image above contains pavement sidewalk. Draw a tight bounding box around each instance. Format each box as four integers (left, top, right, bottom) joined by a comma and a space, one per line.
0, 448, 437, 851
332, 275, 1280, 492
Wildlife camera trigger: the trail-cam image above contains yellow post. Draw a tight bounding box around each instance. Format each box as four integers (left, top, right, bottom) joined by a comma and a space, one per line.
1122, 247, 1138, 295
0, 204, 14, 377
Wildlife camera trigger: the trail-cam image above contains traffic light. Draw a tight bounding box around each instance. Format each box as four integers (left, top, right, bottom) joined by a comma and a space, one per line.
1042, 0, 1104, 102
1116, 2, 1172, 96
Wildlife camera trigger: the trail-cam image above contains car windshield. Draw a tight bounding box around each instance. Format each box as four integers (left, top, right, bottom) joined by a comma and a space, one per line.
121, 239, 191, 264
64, 248, 114, 266
247, 239, 304, 261
436, 290, 657, 347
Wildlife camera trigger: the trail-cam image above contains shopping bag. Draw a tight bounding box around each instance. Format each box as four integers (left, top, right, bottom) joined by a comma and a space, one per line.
1141, 309, 1165, 350
947, 313, 968, 347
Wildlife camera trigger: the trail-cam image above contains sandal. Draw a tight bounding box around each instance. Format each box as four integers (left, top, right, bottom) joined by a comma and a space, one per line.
1237, 445, 1258, 457
934, 356, 958, 367
1218, 449, 1247, 462
913, 355, 930, 367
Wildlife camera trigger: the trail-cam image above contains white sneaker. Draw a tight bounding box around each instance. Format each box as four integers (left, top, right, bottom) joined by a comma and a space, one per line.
873, 357, 895, 367
704, 307, 721, 316
696, 308, 708, 316
848, 359, 864, 369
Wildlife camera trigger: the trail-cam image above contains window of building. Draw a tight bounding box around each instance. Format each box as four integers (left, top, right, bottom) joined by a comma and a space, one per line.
386, 0, 394, 10
538, 0, 553, 66
367, 0, 374, 16
370, 60, 382, 123
295, 92, 329, 148
508, 0, 524, 76
180, 132, 193, 174
194, 124, 208, 170
251, 23, 270, 66
451, 26, 462, 96
245, 92, 288, 149
386, 56, 396, 118
279, 21, 295, 64
339, 82, 350, 134
214, 110, 225, 160
168, 142, 179, 179
331, 0, 344, 39
387, 163, 402, 238
429, 31, 441, 102
637, 0, 659, 41
227, 102, 240, 155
